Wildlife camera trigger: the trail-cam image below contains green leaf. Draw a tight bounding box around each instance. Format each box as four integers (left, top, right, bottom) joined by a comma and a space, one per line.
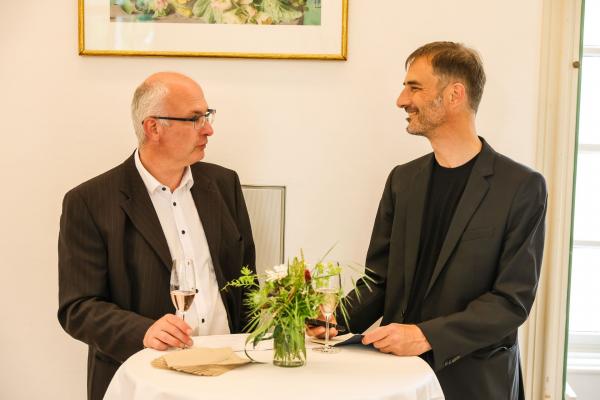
117, 0, 136, 14
260, 0, 302, 24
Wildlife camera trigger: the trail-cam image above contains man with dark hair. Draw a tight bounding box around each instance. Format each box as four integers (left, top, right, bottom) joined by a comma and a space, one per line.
311, 42, 546, 399
58, 72, 255, 400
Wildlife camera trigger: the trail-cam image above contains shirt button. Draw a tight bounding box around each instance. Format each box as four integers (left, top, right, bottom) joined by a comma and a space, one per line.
161, 187, 166, 191
181, 230, 186, 234
201, 318, 205, 323
173, 202, 177, 206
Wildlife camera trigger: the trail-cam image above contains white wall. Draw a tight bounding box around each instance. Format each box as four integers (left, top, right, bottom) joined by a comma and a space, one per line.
0, 1, 543, 398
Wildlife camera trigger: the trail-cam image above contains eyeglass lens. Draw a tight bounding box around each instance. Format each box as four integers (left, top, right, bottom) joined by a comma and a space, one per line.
193, 111, 215, 129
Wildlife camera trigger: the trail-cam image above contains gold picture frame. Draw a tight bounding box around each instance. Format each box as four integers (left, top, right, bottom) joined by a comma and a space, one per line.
78, 0, 348, 60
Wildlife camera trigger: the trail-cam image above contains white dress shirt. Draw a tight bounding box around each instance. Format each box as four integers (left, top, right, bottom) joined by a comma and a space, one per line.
134, 150, 230, 336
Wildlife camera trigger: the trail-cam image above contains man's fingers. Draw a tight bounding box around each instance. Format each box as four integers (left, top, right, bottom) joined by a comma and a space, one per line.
159, 320, 193, 347
362, 326, 389, 344
165, 314, 192, 335
143, 314, 193, 350
306, 326, 326, 337
144, 334, 169, 351
327, 327, 339, 338
160, 314, 193, 345
371, 336, 393, 350
306, 325, 338, 339
158, 329, 186, 348
149, 337, 169, 351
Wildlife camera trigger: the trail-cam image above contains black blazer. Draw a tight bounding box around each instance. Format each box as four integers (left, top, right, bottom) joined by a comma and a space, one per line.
344, 139, 547, 400
57, 154, 255, 400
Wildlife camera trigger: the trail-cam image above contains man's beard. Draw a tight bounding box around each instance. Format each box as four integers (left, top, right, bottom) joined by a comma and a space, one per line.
405, 95, 445, 137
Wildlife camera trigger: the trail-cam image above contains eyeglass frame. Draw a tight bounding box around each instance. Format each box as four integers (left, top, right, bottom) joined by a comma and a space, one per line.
145, 108, 216, 130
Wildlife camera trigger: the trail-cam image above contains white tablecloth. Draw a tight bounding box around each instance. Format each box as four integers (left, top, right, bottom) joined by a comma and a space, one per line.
104, 334, 444, 400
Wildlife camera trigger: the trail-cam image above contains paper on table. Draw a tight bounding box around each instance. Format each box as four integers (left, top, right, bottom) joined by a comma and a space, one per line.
310, 333, 365, 347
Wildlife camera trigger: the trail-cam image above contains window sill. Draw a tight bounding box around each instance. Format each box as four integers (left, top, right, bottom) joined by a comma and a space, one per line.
567, 352, 600, 374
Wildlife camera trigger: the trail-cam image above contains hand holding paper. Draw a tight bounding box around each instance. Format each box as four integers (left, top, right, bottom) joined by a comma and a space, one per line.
362, 323, 432, 356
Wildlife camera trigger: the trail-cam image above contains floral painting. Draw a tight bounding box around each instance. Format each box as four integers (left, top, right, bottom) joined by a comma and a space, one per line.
80, 0, 345, 59
110, 0, 322, 25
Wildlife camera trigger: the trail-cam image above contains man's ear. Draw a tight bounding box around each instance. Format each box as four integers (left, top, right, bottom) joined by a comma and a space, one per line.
447, 82, 466, 108
142, 118, 160, 143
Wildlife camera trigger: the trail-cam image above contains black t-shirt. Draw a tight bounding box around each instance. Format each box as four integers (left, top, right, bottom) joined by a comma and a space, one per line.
404, 153, 478, 324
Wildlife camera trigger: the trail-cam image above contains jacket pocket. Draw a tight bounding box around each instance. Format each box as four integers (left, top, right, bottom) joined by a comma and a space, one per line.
472, 342, 517, 360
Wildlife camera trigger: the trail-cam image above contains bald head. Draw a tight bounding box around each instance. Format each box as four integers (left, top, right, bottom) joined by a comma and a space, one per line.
145, 71, 198, 85
131, 72, 204, 145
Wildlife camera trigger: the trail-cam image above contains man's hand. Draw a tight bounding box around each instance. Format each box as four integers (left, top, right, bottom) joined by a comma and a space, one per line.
305, 315, 338, 339
362, 323, 432, 356
143, 314, 193, 350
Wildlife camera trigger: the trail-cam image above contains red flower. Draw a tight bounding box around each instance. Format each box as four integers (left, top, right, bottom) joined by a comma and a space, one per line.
304, 269, 312, 282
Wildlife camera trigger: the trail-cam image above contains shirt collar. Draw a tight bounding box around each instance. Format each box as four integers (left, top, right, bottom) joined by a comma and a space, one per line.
134, 149, 194, 194
179, 164, 194, 190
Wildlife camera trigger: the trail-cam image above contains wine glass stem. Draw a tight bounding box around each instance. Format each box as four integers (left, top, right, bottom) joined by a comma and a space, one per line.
181, 312, 187, 349
324, 314, 330, 349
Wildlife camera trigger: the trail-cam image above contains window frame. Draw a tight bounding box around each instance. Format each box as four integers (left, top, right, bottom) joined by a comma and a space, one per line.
567, 44, 600, 357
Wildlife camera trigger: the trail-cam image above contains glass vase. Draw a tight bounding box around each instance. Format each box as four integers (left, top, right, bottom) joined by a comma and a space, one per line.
272, 324, 306, 367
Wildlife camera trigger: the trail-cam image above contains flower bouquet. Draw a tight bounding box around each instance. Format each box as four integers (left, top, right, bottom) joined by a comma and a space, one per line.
223, 251, 367, 367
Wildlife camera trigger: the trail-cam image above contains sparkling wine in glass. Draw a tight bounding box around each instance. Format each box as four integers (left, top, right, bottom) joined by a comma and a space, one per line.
313, 274, 341, 354
170, 259, 197, 323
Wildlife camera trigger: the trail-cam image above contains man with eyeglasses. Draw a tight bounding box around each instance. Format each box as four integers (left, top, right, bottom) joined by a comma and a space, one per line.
57, 72, 255, 400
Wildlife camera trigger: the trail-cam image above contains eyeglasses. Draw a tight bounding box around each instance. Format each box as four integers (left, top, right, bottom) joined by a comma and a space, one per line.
147, 109, 216, 130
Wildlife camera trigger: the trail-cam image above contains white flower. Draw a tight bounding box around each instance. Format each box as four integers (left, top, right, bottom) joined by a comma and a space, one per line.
265, 264, 288, 281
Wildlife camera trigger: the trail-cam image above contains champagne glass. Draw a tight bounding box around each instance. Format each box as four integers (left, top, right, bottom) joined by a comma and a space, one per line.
170, 259, 197, 324
313, 273, 341, 354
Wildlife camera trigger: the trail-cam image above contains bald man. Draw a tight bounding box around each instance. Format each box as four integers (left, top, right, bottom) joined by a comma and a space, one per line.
58, 72, 256, 400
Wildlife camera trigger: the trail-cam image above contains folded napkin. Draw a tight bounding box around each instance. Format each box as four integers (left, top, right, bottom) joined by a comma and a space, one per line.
151, 347, 250, 376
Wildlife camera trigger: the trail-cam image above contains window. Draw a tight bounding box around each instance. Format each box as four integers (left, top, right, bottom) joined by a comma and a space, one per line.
566, 1, 600, 397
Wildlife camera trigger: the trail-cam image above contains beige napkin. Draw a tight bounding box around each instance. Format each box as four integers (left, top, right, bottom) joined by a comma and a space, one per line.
151, 347, 250, 376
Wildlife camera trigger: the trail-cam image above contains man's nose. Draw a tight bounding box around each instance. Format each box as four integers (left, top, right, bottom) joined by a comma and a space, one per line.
396, 89, 409, 109
201, 121, 214, 136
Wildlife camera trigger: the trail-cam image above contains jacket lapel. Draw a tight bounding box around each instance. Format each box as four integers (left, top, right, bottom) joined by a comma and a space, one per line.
119, 154, 172, 272
189, 169, 236, 326
402, 155, 433, 315
424, 140, 495, 298
189, 170, 225, 287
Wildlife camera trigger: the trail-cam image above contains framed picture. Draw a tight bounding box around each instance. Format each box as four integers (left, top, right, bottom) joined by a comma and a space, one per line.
79, 0, 348, 60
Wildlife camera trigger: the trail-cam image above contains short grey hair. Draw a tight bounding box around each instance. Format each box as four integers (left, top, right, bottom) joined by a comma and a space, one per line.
131, 81, 169, 145
405, 41, 486, 112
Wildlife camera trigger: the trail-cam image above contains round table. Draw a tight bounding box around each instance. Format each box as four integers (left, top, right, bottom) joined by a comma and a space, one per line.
104, 334, 444, 400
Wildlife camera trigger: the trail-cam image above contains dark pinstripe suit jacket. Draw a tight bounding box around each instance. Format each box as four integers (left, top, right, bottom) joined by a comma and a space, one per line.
57, 154, 255, 400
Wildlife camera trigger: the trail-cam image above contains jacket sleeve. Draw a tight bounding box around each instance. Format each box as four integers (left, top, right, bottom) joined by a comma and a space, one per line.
417, 172, 547, 371
57, 189, 153, 363
342, 168, 397, 333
